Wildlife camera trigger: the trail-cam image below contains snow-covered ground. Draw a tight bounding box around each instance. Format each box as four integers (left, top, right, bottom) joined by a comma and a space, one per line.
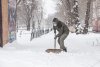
0, 30, 100, 67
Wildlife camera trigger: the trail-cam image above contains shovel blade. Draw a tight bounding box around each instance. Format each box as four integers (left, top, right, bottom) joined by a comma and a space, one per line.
45, 49, 62, 53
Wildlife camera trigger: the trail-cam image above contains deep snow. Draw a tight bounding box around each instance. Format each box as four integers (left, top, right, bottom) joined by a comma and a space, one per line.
0, 30, 100, 67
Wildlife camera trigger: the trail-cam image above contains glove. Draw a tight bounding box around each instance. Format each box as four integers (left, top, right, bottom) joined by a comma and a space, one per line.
54, 36, 57, 39
53, 26, 56, 30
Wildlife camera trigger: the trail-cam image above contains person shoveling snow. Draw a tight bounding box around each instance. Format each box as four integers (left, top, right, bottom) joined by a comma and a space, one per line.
46, 18, 69, 53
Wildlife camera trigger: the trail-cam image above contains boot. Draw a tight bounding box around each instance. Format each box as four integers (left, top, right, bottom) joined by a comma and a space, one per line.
63, 48, 67, 52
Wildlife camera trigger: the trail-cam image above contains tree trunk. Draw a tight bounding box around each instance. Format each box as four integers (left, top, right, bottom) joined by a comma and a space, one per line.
27, 22, 30, 31
65, 0, 72, 24
83, 0, 92, 34
16, 0, 21, 32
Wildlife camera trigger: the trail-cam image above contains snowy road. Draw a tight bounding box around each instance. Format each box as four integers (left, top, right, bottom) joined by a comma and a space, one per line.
0, 31, 100, 67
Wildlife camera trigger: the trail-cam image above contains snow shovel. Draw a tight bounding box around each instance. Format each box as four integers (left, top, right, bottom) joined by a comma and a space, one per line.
45, 30, 62, 53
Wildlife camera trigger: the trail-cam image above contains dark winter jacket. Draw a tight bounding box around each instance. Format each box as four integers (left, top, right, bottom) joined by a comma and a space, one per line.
55, 21, 69, 37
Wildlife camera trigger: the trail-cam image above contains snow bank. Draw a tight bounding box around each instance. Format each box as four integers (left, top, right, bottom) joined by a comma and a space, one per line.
0, 31, 100, 67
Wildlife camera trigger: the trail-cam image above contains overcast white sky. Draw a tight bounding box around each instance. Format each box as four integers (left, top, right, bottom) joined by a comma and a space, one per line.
42, 0, 57, 19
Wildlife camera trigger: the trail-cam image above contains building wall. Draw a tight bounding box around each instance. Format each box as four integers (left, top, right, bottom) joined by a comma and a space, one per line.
1, 0, 8, 46
0, 0, 9, 47
0, 0, 3, 47
8, 0, 16, 43
92, 0, 100, 32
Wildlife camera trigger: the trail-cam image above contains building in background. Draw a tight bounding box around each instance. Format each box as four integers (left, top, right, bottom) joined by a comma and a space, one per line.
93, 0, 100, 32
8, 0, 16, 43
0, 0, 9, 47
0, 0, 16, 47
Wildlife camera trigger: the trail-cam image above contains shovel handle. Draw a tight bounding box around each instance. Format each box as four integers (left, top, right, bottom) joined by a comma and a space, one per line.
54, 32, 56, 49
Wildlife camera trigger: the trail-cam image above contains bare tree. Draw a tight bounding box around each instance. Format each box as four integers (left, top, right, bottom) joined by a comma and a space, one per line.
22, 0, 36, 31
60, 0, 72, 23
17, 0, 21, 5
83, 0, 92, 33
16, 0, 21, 32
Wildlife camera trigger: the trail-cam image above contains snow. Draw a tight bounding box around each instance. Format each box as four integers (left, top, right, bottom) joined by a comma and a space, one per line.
0, 30, 100, 67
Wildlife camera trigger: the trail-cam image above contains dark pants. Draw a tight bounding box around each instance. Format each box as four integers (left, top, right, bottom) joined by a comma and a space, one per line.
58, 33, 69, 49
